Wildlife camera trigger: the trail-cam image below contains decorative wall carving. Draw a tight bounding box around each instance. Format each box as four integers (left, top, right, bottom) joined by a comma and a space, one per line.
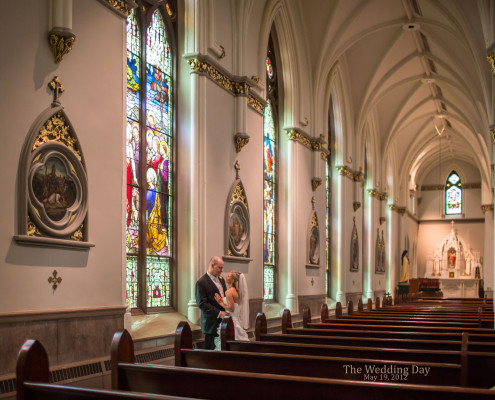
187, 56, 266, 115
337, 166, 362, 182
375, 229, 385, 274
224, 163, 251, 261
286, 128, 324, 151
350, 217, 359, 271
311, 178, 322, 191
97, 0, 137, 18
307, 210, 320, 266
367, 189, 388, 200
234, 133, 250, 153
14, 77, 93, 249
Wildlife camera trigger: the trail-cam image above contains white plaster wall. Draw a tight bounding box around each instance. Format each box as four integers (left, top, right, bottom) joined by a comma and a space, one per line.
0, 1, 125, 313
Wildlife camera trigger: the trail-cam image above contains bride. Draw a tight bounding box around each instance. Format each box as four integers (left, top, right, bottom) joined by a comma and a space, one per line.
213, 270, 249, 348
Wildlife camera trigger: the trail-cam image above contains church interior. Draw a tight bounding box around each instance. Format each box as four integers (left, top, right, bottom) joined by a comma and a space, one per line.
1, 0, 495, 398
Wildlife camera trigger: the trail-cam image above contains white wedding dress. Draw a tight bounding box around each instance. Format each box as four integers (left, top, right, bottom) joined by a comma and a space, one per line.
214, 274, 250, 350
214, 300, 249, 350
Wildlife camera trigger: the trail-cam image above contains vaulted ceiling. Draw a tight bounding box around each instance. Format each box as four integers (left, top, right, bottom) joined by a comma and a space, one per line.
297, 0, 493, 199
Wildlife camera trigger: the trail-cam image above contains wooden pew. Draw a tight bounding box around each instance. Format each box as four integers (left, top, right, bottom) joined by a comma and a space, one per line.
173, 319, 464, 386
252, 312, 495, 388
111, 328, 495, 399
16, 339, 193, 400
261, 310, 495, 352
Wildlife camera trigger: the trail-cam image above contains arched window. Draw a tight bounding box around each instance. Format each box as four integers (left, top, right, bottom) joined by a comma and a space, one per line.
125, 2, 176, 312
263, 33, 279, 301
445, 170, 462, 215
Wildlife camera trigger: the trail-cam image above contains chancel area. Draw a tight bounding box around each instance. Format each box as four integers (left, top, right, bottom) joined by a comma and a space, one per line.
1, 0, 495, 398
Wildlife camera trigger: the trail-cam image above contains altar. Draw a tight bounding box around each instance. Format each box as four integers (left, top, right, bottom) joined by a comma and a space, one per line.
424, 221, 482, 299
439, 278, 480, 298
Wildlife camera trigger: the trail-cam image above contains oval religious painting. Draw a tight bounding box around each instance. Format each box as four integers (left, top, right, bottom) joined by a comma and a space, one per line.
229, 201, 250, 256
32, 157, 77, 221
309, 225, 320, 265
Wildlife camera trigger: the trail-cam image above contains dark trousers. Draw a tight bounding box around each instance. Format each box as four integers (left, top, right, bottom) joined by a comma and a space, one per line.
204, 332, 218, 350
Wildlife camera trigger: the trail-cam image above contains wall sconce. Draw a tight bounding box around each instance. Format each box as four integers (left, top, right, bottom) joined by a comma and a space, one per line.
48, 0, 75, 63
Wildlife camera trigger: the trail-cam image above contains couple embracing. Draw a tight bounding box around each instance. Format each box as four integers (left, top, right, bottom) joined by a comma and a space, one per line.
195, 256, 250, 350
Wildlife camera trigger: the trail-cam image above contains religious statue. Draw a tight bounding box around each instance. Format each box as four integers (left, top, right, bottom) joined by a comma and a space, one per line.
448, 248, 456, 268
399, 250, 409, 284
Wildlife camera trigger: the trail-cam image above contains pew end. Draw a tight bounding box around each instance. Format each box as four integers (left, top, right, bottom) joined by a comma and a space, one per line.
174, 321, 193, 365
16, 339, 49, 400
367, 298, 372, 311
220, 315, 235, 350
358, 298, 363, 312
282, 309, 293, 333
376, 296, 381, 309
254, 312, 267, 341
336, 302, 342, 318
110, 329, 135, 390
320, 303, 329, 322
302, 307, 311, 328
347, 300, 354, 315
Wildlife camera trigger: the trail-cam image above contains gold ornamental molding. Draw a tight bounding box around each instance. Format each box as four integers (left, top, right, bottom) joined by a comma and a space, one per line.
311, 178, 322, 191
388, 204, 406, 214
336, 166, 362, 182
188, 57, 265, 115
286, 129, 324, 152
481, 204, 494, 212
234, 133, 250, 153
368, 189, 388, 201
97, 0, 137, 18
488, 49, 495, 74
490, 126, 495, 144
49, 29, 75, 64
353, 201, 361, 212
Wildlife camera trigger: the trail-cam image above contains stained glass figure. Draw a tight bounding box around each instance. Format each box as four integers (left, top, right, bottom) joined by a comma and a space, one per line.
266, 57, 274, 79
445, 170, 462, 215
126, 7, 174, 309
263, 99, 276, 300
325, 162, 329, 295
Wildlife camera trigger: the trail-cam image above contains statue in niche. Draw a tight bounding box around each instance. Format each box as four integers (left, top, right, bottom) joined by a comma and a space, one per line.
448, 248, 456, 268
350, 217, 359, 271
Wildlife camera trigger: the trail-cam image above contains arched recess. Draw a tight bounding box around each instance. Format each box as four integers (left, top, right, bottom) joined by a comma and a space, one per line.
15, 102, 91, 249
257, 0, 311, 130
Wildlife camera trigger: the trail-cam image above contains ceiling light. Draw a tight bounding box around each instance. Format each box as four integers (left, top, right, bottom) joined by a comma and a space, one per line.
402, 23, 420, 31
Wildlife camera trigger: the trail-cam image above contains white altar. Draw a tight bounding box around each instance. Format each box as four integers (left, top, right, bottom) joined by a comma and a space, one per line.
424, 221, 482, 298
439, 278, 480, 298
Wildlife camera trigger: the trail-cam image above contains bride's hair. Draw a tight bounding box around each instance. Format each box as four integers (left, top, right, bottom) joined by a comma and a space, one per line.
229, 270, 241, 292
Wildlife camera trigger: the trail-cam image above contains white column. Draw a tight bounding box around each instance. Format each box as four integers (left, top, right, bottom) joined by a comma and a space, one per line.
285, 139, 298, 312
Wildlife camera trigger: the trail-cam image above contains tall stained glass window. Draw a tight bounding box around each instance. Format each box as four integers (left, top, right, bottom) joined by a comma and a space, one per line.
126, 2, 176, 311
263, 34, 278, 301
445, 170, 462, 215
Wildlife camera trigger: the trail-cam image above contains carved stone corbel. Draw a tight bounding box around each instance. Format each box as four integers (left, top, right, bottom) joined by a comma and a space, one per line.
234, 133, 250, 153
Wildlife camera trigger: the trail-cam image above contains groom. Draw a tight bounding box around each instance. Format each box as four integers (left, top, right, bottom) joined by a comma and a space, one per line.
195, 256, 228, 350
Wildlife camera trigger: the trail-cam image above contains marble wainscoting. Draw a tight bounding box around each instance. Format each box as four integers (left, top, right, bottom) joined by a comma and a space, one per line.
248, 298, 263, 328
345, 292, 363, 308
0, 306, 125, 376
297, 294, 327, 321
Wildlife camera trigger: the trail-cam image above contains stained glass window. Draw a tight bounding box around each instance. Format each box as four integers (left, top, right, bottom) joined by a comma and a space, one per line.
126, 4, 175, 310
445, 170, 462, 215
263, 35, 278, 301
